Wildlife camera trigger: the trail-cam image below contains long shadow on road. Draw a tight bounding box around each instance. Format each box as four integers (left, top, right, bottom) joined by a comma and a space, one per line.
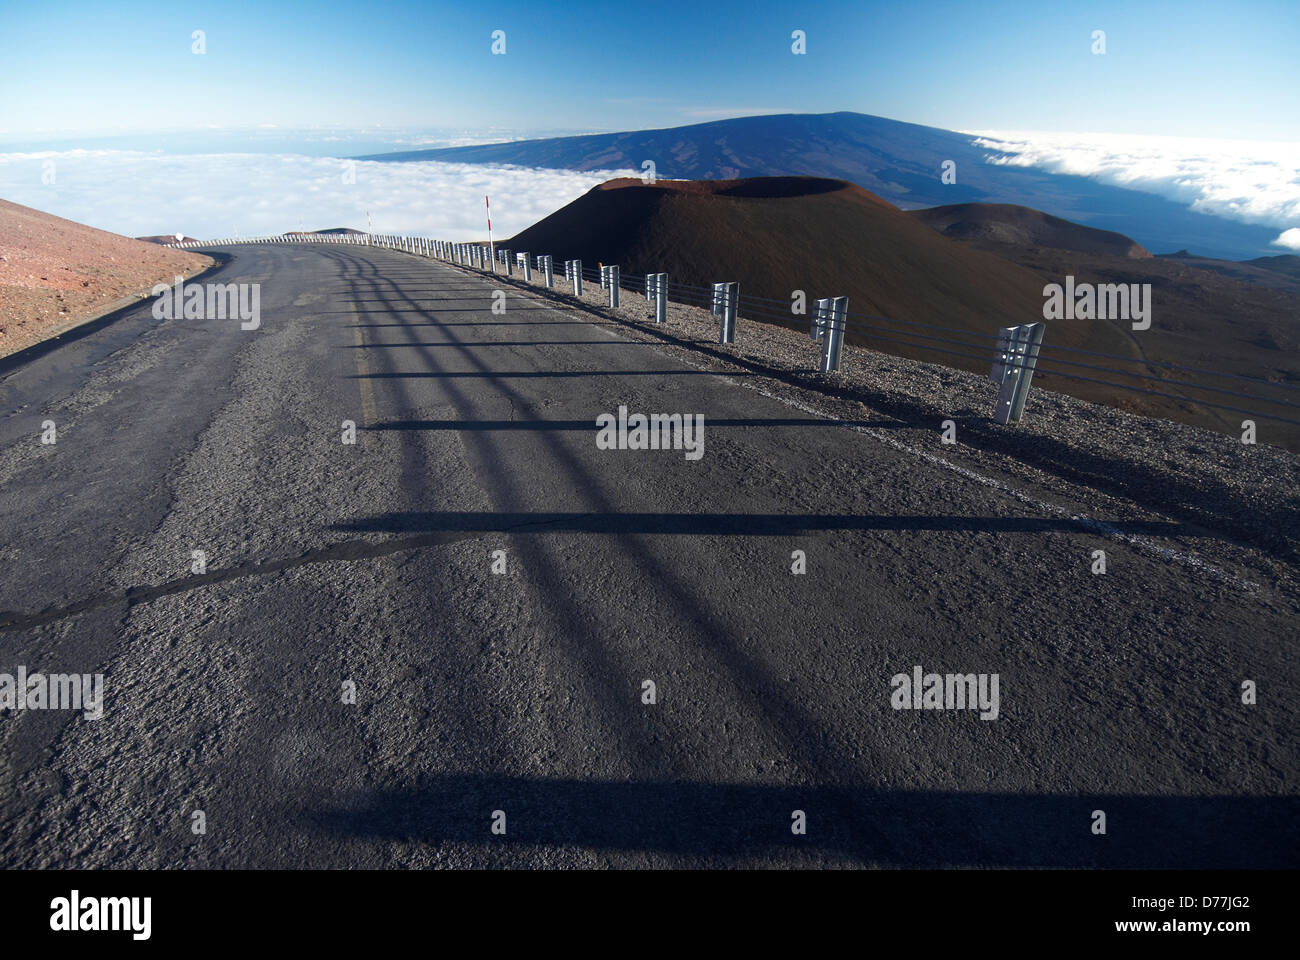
302, 773, 1299, 867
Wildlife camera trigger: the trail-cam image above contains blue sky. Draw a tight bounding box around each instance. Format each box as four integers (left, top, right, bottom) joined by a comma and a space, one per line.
1, 0, 1297, 142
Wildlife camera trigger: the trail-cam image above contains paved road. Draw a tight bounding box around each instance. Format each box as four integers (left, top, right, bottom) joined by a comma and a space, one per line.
0, 243, 1294, 868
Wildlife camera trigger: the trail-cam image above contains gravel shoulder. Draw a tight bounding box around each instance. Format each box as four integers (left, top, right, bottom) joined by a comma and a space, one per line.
452, 255, 1300, 602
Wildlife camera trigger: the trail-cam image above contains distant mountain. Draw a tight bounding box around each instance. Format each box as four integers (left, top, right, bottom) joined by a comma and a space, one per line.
1157, 250, 1300, 292
910, 203, 1151, 259
1246, 254, 1300, 282
356, 111, 1282, 260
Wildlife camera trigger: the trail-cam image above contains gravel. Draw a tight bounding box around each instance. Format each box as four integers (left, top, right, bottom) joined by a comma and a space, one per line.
446, 255, 1300, 601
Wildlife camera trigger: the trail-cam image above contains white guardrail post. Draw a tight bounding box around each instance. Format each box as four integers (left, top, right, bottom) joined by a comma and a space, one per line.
608, 266, 620, 307
811, 298, 829, 341
653, 273, 667, 323
572, 260, 583, 296
718, 281, 738, 343
991, 322, 1045, 424
521, 253, 531, 281
818, 296, 848, 372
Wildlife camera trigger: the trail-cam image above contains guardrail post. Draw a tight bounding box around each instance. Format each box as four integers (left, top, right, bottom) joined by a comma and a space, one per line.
608, 266, 620, 307
521, 253, 531, 281
654, 273, 667, 323
503, 249, 512, 275
991, 322, 1045, 424
718, 282, 738, 343
543, 255, 554, 288
572, 260, 583, 296
818, 296, 848, 371
645, 274, 652, 301
711, 282, 726, 316
811, 298, 829, 341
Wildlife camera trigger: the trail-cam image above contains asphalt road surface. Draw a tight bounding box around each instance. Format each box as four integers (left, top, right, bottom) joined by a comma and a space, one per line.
0, 243, 1294, 868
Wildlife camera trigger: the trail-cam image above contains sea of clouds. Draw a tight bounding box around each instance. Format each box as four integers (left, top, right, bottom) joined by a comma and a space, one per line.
0, 150, 637, 240
2, 133, 1297, 254
968, 130, 1300, 252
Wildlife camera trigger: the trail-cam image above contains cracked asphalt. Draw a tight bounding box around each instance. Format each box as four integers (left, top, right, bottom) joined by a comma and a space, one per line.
0, 242, 1294, 868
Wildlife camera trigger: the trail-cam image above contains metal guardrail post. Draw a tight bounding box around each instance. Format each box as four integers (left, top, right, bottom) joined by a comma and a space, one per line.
819, 296, 848, 372
811, 298, 829, 341
654, 273, 667, 323
521, 253, 531, 281
608, 266, 620, 307
991, 322, 1045, 424
711, 282, 726, 316
719, 281, 738, 343
503, 249, 512, 275
543, 255, 554, 288
573, 260, 583, 296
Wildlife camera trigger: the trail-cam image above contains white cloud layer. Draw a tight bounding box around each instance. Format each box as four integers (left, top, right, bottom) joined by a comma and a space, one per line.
0, 150, 638, 239
1272, 228, 1300, 252
968, 130, 1300, 252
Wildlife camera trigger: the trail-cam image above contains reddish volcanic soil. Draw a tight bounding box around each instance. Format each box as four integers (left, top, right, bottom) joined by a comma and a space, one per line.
0, 199, 212, 358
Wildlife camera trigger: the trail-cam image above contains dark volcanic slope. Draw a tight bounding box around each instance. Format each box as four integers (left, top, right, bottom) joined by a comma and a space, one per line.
1248, 254, 1300, 281
506, 175, 1060, 349
911, 203, 1152, 259
355, 112, 1281, 260
508, 178, 1138, 357
507, 177, 1300, 444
